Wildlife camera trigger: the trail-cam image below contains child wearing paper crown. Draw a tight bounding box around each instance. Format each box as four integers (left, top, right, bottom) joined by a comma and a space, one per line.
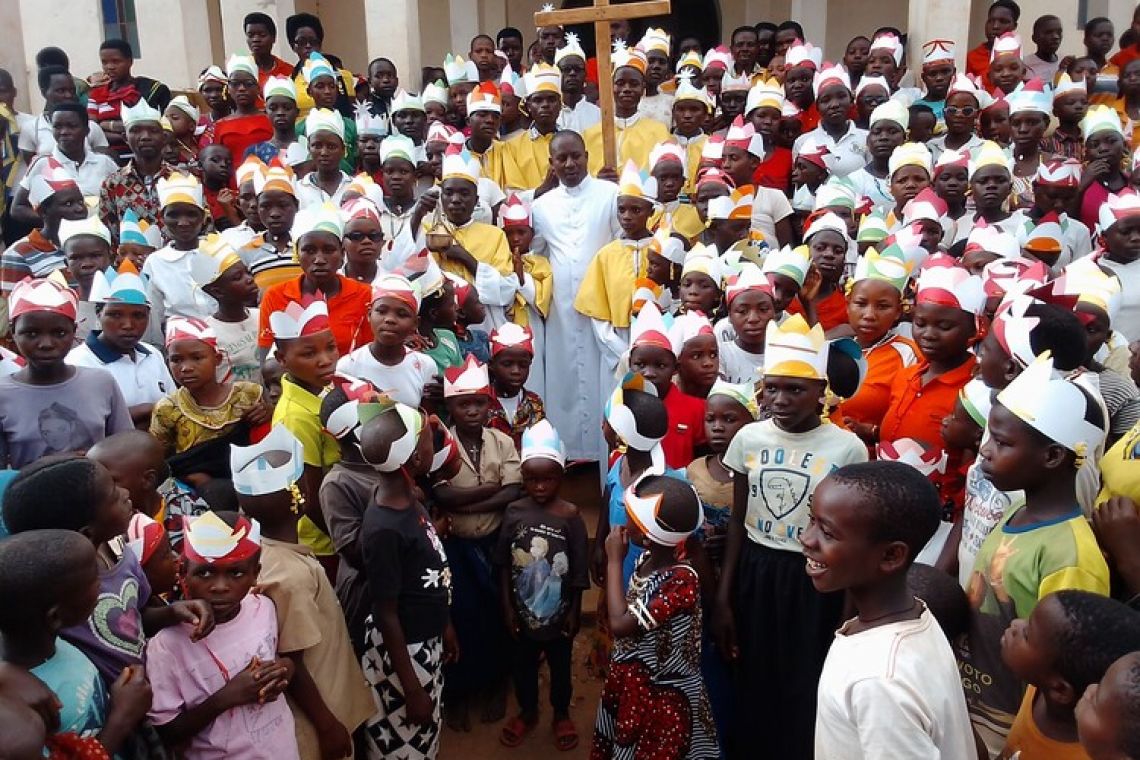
188, 234, 262, 385
0, 277, 133, 469
230, 425, 375, 760
356, 396, 457, 758
574, 161, 659, 373
713, 314, 867, 760
144, 510, 299, 759
151, 317, 269, 482
487, 323, 546, 447
786, 212, 852, 331
433, 354, 521, 729
493, 419, 589, 751
958, 353, 1111, 757
499, 194, 554, 395
1099, 189, 1140, 340
126, 512, 179, 598
448, 272, 492, 363
144, 171, 217, 329
717, 264, 778, 384
116, 209, 164, 270
593, 473, 719, 759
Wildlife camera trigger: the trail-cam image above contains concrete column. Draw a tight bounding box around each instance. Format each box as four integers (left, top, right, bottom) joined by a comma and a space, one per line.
791, 0, 827, 51
218, 0, 297, 63
2, 0, 29, 112
134, 0, 215, 92
481, 0, 507, 41
17, 0, 103, 112
363, 0, 422, 87
909, 0, 972, 73
450, 0, 480, 55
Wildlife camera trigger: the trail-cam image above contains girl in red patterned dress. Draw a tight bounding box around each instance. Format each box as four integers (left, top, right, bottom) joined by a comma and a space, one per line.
592, 474, 720, 760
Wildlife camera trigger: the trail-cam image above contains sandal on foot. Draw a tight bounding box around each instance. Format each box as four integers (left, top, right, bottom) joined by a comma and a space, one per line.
499, 716, 535, 747
553, 718, 579, 751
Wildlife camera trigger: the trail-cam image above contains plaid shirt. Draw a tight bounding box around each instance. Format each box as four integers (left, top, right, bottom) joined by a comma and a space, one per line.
1040, 126, 1084, 161
97, 161, 172, 242
487, 390, 546, 448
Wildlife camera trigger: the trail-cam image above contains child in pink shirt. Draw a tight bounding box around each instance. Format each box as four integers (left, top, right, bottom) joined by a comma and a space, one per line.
145, 511, 300, 759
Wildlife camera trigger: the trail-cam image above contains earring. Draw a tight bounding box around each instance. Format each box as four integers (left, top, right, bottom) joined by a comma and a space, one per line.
288, 483, 305, 516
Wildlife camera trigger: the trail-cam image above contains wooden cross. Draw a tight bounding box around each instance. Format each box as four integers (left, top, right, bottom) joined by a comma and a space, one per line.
535, 0, 671, 169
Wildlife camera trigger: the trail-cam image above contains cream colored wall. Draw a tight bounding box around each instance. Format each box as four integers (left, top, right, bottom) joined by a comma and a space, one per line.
421, 0, 453, 77
825, 0, 909, 58
315, 0, 369, 73
17, 0, 103, 113
134, 0, 215, 92
1, 0, 29, 111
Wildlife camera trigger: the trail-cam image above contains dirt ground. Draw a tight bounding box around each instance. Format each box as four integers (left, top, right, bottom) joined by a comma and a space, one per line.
439, 464, 606, 760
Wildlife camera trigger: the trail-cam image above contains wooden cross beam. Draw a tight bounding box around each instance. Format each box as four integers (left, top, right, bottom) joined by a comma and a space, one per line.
535, 0, 672, 169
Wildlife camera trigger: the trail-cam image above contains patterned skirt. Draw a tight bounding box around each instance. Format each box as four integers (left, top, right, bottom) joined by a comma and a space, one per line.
360, 617, 443, 760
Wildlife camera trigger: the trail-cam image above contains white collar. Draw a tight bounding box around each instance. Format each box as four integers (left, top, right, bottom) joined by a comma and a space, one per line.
615, 112, 644, 129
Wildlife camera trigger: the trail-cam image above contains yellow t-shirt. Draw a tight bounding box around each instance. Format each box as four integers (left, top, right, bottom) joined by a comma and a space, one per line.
273, 375, 339, 555
1097, 419, 1140, 506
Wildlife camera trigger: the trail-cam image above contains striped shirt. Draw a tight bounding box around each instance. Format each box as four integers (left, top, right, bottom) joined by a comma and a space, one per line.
0, 229, 67, 294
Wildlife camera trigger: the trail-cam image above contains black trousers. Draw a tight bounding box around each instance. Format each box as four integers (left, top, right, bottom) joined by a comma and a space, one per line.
511, 634, 573, 715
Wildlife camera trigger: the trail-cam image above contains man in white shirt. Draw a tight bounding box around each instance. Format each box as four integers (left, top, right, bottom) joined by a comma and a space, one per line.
17, 66, 109, 160
531, 130, 619, 461
555, 35, 601, 134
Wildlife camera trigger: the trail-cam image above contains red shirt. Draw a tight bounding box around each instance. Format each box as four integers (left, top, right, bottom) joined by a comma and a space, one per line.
256, 57, 295, 107
787, 289, 849, 331
753, 146, 793, 192
661, 384, 707, 469
1111, 46, 1140, 70
211, 114, 274, 169
257, 275, 373, 356
966, 43, 993, 90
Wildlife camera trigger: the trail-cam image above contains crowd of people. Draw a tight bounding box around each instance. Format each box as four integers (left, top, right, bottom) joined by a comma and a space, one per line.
1, 2, 1140, 758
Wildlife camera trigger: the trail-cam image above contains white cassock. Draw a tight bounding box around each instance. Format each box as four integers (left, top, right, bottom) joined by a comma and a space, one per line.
531, 175, 620, 461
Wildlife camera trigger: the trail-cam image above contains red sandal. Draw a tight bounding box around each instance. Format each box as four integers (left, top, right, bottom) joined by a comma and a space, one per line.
499, 716, 536, 747
553, 718, 579, 751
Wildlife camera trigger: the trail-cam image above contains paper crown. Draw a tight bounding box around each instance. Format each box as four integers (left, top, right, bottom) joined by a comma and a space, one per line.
166, 94, 200, 123
225, 52, 257, 79
721, 69, 752, 94
746, 77, 785, 113
934, 147, 970, 178
1098, 188, 1140, 233
869, 98, 910, 130
630, 277, 668, 316
197, 65, 226, 88
946, 72, 982, 102
498, 67, 523, 99
1081, 104, 1123, 139
724, 115, 765, 157
852, 247, 912, 292
870, 31, 904, 65
764, 313, 828, 380
675, 50, 704, 73
443, 52, 479, 84
695, 166, 733, 191
9, 276, 78, 322
236, 154, 266, 188
762, 244, 811, 287
667, 310, 713, 355
1018, 213, 1065, 257
390, 88, 425, 113
880, 224, 931, 272
263, 75, 296, 101
345, 172, 385, 209
444, 353, 491, 397
964, 225, 1015, 265
990, 31, 1022, 61
500, 193, 532, 228
612, 39, 648, 75
520, 419, 566, 466
254, 157, 296, 197
854, 74, 890, 99
302, 51, 336, 84
305, 107, 345, 143
58, 215, 111, 248
956, 377, 992, 427
89, 262, 149, 306
323, 374, 382, 440
651, 216, 686, 264
624, 472, 701, 548
523, 63, 561, 96
342, 197, 382, 226
188, 234, 243, 288
270, 293, 331, 340
813, 64, 852, 97
1059, 256, 1123, 322
1035, 158, 1081, 187
378, 134, 417, 166
813, 177, 859, 211
702, 45, 733, 72
157, 171, 204, 210
969, 140, 1013, 176
889, 142, 933, 178
555, 32, 587, 65
441, 146, 482, 184
700, 133, 725, 162
1054, 72, 1086, 99
638, 27, 670, 55
230, 424, 305, 496
1007, 78, 1052, 115
604, 372, 665, 454
616, 160, 657, 201
857, 210, 891, 244
648, 140, 687, 174
368, 273, 419, 314
165, 316, 217, 348
785, 40, 822, 70
916, 255, 986, 315
356, 110, 390, 137
981, 257, 1049, 299
795, 136, 831, 170
126, 513, 164, 565
707, 186, 753, 221
361, 396, 425, 473
922, 39, 955, 66
422, 79, 450, 106
119, 209, 163, 248
182, 511, 262, 565
490, 322, 535, 356
876, 439, 948, 476
27, 157, 79, 208
708, 378, 761, 418
293, 203, 346, 242
680, 243, 722, 282
426, 121, 460, 145
121, 99, 161, 129
674, 75, 713, 109
630, 300, 673, 354
902, 187, 949, 226
803, 211, 850, 244
725, 263, 774, 306
997, 352, 1106, 452
467, 81, 502, 113
391, 247, 446, 299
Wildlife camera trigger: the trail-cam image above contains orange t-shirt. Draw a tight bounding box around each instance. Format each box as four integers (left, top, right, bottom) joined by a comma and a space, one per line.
879, 355, 976, 449
257, 275, 373, 356
837, 335, 919, 428
1000, 686, 1092, 760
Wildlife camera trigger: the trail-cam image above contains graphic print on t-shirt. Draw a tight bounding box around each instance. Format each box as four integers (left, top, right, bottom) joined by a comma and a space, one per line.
92, 577, 143, 657
760, 469, 810, 519
39, 401, 92, 454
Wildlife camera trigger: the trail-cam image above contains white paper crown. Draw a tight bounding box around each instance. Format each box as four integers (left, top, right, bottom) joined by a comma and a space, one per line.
27, 157, 79, 208
263, 75, 296, 101
870, 99, 909, 130
166, 94, 200, 123
356, 110, 390, 137
443, 53, 478, 84
121, 99, 162, 129
379, 134, 417, 165
269, 295, 330, 340
157, 171, 204, 209
521, 419, 566, 466
966, 223, 1020, 259
391, 88, 425, 113
1007, 78, 1052, 115
305, 107, 345, 143
422, 79, 450, 106
523, 63, 561, 96
231, 424, 305, 496
226, 52, 257, 79
989, 32, 1022, 61
441, 147, 483, 183
1059, 256, 1123, 322
1054, 72, 1086, 99
746, 77, 785, 113
675, 75, 713, 110
668, 310, 713, 355
922, 39, 955, 66
997, 352, 1106, 452
58, 216, 112, 248
764, 313, 828, 380
813, 63, 851, 97
189, 233, 243, 288
1098, 189, 1140, 233
785, 40, 822, 69
876, 438, 948, 476
555, 32, 587, 65
870, 31, 904, 65
1081, 104, 1123, 140
889, 142, 933, 178
720, 69, 752, 93
762, 244, 811, 287
623, 472, 701, 548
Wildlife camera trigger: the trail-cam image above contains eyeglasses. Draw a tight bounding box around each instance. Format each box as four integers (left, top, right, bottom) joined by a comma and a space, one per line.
345, 231, 385, 243
944, 106, 977, 117
345, 231, 384, 243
